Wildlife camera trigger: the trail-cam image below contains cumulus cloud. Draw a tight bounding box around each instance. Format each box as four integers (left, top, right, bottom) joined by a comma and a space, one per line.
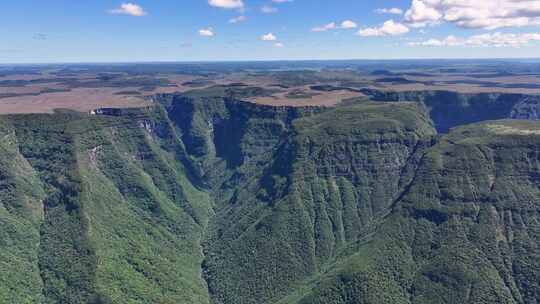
375, 8, 403, 15
340, 20, 358, 29
261, 33, 277, 41
357, 20, 410, 37
261, 5, 278, 13
312, 20, 357, 31
409, 32, 540, 47
404, 0, 540, 30
404, 0, 441, 27
109, 3, 147, 16
199, 28, 215, 37
229, 15, 246, 23
208, 0, 244, 9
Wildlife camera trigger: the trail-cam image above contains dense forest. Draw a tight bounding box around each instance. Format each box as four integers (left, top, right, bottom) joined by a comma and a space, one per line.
1, 88, 539, 303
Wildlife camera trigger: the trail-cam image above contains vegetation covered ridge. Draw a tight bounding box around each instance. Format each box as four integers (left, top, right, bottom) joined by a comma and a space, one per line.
0, 92, 539, 304
0, 107, 213, 303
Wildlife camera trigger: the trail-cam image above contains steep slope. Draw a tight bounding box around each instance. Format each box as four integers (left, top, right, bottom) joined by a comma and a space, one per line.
0, 118, 45, 303
0, 108, 213, 303
0, 91, 539, 304
361, 89, 540, 133
159, 91, 323, 194
199, 101, 436, 304
292, 120, 540, 304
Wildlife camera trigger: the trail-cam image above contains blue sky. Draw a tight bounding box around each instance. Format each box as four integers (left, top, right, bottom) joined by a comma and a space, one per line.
2, 0, 540, 63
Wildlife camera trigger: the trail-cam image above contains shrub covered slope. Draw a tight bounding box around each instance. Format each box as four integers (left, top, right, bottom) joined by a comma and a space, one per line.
0, 90, 539, 303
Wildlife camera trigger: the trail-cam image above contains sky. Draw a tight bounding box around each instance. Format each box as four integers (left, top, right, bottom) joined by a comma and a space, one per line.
2, 0, 540, 63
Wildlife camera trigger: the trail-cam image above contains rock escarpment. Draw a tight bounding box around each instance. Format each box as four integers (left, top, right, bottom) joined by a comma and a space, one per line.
361, 89, 540, 132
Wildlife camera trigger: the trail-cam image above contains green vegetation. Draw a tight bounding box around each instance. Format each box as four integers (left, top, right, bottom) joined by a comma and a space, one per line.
293, 119, 540, 304
0, 117, 45, 304
0, 92, 539, 304
0, 108, 212, 303
361, 89, 540, 133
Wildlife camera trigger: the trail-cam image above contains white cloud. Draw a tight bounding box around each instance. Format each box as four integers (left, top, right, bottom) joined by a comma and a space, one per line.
261, 33, 277, 41
340, 20, 358, 29
409, 32, 540, 47
274, 42, 285, 47
409, 35, 460, 46
208, 0, 244, 9
404, 0, 441, 27
312, 22, 337, 32
261, 5, 278, 13
199, 28, 215, 37
375, 8, 403, 15
404, 0, 540, 30
109, 3, 147, 16
357, 20, 410, 37
229, 15, 246, 23
312, 20, 357, 32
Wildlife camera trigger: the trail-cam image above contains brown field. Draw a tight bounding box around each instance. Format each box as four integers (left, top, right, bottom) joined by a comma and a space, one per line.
0, 70, 363, 113
253, 88, 363, 107
0, 73, 200, 114
1, 68, 540, 114
369, 83, 540, 94
366, 74, 540, 94
0, 88, 151, 114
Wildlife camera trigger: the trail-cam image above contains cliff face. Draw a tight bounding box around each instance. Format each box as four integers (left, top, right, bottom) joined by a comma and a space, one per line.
0, 92, 539, 304
511, 97, 540, 120
0, 108, 213, 304
298, 120, 540, 304
161, 94, 322, 193
200, 102, 436, 304
361, 89, 540, 133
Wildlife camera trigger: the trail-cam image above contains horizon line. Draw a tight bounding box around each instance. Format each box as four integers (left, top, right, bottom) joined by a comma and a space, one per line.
2, 57, 540, 66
